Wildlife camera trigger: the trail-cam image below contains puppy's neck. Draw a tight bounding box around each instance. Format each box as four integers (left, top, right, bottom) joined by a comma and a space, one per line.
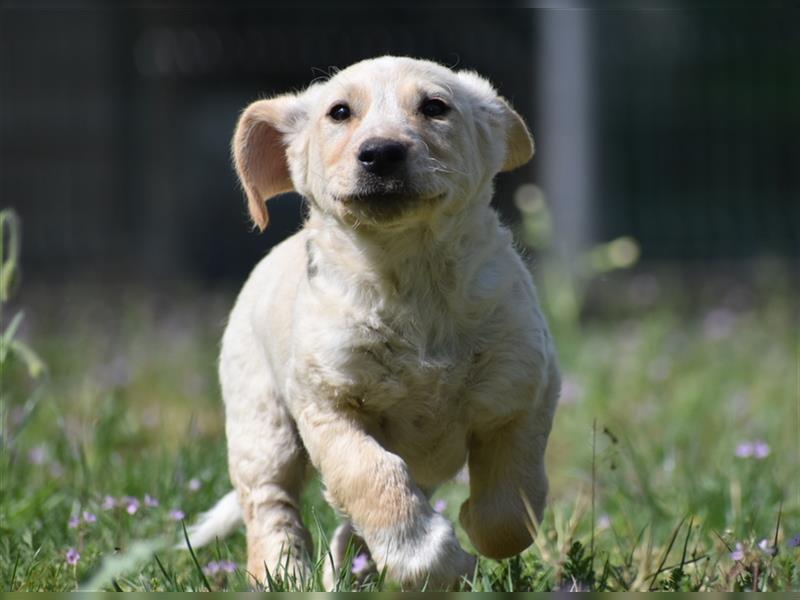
304, 191, 510, 307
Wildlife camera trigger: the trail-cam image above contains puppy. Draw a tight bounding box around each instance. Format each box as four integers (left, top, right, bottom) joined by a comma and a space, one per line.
187, 56, 560, 589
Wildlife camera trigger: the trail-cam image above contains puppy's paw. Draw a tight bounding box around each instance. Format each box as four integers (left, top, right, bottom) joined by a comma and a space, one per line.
246, 555, 311, 590
459, 497, 535, 560
246, 536, 312, 590
370, 511, 475, 589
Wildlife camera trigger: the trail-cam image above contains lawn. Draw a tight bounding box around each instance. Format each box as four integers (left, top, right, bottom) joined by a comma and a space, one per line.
1, 252, 798, 590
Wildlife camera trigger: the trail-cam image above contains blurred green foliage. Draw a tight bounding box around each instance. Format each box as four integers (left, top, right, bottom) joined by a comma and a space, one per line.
0, 210, 45, 381
514, 184, 640, 327
0, 208, 797, 590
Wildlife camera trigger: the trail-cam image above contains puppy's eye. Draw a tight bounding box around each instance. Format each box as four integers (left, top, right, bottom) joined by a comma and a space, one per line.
420, 98, 450, 118
328, 103, 351, 122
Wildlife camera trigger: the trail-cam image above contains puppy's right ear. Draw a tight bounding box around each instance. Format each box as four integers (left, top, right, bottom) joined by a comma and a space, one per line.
232, 95, 305, 230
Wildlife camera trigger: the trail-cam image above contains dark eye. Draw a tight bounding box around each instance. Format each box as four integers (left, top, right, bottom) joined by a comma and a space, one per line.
420, 98, 450, 118
328, 103, 351, 122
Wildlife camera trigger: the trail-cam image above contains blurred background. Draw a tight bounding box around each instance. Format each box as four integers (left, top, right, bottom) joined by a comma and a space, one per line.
1, 2, 798, 591
3, 2, 797, 283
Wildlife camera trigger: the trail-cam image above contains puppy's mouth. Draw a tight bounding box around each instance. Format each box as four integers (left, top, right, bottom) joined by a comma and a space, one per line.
338, 190, 446, 221
340, 181, 445, 206
343, 176, 407, 202
344, 191, 439, 204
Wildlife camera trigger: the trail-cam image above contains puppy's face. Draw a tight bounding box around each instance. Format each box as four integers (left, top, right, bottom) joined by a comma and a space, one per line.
233, 57, 533, 230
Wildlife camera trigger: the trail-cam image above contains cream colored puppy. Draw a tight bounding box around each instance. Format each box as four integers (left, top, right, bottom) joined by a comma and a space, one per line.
187, 56, 560, 589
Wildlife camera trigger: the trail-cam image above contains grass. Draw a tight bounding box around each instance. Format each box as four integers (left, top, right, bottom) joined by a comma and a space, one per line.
1, 261, 798, 591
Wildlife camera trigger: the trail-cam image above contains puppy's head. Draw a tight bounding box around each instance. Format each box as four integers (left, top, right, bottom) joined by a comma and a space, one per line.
233, 56, 533, 230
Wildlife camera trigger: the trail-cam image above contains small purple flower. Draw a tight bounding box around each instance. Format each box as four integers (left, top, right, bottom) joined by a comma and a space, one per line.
125, 497, 140, 515
730, 542, 745, 561
65, 547, 80, 565
68, 515, 80, 529
596, 514, 611, 530
218, 560, 237, 573
787, 533, 800, 549
144, 494, 159, 508
101, 495, 116, 510
169, 508, 186, 521
203, 561, 220, 576
188, 478, 201, 492
351, 552, 370, 575
758, 538, 776, 556
735, 440, 770, 459
28, 446, 47, 465
735, 442, 754, 458
433, 499, 447, 513
82, 511, 97, 524
752, 440, 770, 459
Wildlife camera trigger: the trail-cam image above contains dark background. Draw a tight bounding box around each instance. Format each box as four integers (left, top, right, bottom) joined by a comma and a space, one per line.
2, 2, 798, 284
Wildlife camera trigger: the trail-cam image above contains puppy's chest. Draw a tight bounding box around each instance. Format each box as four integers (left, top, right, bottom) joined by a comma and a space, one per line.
303, 318, 473, 483
330, 321, 472, 412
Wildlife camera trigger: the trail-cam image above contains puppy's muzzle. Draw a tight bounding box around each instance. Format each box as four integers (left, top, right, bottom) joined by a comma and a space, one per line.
358, 138, 408, 177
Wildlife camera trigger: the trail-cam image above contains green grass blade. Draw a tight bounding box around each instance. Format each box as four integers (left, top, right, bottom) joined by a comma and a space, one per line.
181, 520, 212, 592
648, 516, 686, 590
153, 553, 177, 591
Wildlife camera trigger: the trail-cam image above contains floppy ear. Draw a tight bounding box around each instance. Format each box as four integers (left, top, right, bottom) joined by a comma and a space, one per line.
456, 70, 534, 173
232, 95, 304, 230
498, 98, 534, 173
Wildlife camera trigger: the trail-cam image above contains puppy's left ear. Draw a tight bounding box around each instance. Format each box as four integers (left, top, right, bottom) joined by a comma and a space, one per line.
457, 70, 534, 173
497, 98, 534, 172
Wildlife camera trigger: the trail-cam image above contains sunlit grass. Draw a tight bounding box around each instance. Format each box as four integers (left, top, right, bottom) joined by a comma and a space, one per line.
1, 266, 798, 591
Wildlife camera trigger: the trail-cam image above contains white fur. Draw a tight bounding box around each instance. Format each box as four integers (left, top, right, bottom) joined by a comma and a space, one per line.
367, 511, 477, 588
183, 490, 242, 550
187, 56, 560, 590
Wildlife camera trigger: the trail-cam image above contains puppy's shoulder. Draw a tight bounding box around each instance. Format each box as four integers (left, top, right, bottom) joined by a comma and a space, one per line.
246, 229, 309, 288
227, 229, 309, 330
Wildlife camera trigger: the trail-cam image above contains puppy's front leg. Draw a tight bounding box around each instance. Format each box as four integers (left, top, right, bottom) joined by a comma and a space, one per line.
459, 405, 555, 560
297, 408, 474, 589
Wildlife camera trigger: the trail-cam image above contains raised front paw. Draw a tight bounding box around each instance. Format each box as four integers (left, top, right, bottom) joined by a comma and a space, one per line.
369, 511, 475, 589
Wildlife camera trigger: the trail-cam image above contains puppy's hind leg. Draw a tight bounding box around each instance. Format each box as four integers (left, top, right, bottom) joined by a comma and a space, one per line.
220, 323, 312, 586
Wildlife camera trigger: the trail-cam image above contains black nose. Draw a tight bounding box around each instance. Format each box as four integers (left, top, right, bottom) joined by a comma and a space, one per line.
357, 138, 408, 176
